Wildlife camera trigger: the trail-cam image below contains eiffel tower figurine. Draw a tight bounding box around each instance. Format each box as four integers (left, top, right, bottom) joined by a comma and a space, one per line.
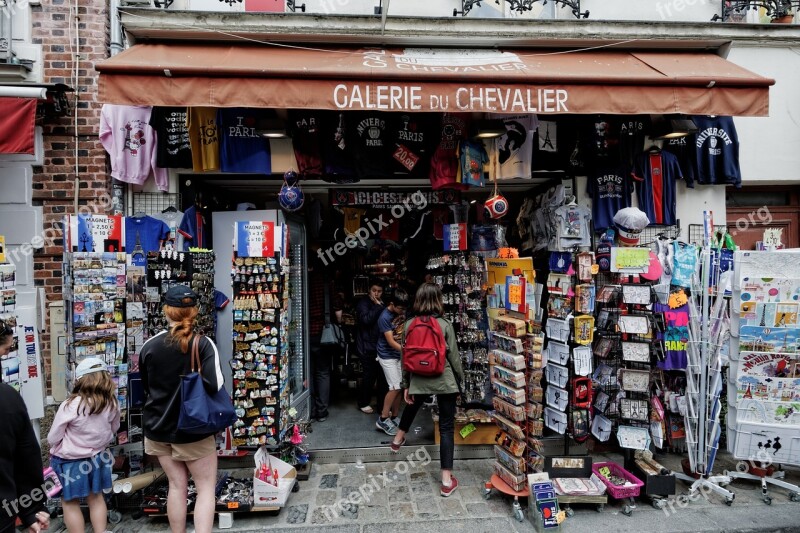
131, 232, 145, 265
541, 123, 555, 151
759, 304, 767, 327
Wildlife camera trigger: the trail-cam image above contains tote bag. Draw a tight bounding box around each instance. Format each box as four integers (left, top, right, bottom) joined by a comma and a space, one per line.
178, 335, 237, 434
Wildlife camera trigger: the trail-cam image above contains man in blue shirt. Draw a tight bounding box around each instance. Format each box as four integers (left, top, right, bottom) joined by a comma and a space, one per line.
376, 289, 409, 435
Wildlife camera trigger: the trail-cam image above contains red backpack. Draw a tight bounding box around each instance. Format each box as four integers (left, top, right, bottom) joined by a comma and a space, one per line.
402, 316, 447, 377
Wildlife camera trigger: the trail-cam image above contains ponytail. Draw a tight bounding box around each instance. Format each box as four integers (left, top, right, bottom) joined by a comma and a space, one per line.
163, 304, 199, 353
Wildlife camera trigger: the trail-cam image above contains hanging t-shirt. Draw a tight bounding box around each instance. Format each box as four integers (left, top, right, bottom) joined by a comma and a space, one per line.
632, 150, 684, 226
213, 289, 230, 340
585, 115, 620, 165
655, 237, 674, 285
586, 163, 633, 230
151, 210, 185, 251
148, 107, 192, 169
288, 110, 323, 179
671, 242, 698, 288
429, 113, 470, 190
663, 136, 698, 188
554, 204, 592, 250
321, 111, 357, 183
654, 302, 689, 370
492, 113, 538, 180
217, 108, 271, 174
391, 113, 433, 178
692, 115, 742, 188
458, 140, 488, 188
186, 107, 220, 172
533, 117, 583, 173
125, 216, 170, 266
178, 206, 208, 251
350, 112, 391, 179
341, 208, 366, 237
617, 116, 649, 169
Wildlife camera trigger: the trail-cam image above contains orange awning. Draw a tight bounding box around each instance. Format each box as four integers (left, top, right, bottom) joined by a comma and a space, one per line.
97, 45, 773, 116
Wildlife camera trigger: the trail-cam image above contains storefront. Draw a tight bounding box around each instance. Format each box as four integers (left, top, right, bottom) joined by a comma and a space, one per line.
80, 41, 777, 470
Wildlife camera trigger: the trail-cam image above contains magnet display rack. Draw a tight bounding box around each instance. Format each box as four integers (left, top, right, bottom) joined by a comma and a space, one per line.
145, 250, 217, 341
427, 251, 489, 404
63, 252, 129, 444
229, 252, 291, 449
0, 263, 20, 390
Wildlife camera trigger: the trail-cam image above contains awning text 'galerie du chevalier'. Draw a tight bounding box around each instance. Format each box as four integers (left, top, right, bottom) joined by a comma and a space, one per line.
97, 45, 773, 117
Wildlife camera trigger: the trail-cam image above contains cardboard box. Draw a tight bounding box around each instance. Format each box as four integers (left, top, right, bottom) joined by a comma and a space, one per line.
253, 449, 296, 508
434, 421, 499, 445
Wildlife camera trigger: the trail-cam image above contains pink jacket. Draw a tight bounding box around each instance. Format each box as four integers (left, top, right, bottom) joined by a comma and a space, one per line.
47, 396, 121, 460
99, 104, 168, 191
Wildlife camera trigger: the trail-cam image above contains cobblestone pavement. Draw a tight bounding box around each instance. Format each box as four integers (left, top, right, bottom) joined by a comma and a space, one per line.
47, 451, 800, 533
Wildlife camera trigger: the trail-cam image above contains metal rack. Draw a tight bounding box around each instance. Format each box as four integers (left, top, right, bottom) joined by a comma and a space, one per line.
131, 192, 182, 216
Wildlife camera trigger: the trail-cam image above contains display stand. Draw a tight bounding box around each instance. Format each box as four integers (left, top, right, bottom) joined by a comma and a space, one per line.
679, 218, 735, 505
484, 474, 528, 522
725, 250, 800, 504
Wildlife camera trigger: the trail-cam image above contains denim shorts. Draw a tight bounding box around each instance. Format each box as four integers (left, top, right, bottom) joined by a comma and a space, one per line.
50, 451, 112, 501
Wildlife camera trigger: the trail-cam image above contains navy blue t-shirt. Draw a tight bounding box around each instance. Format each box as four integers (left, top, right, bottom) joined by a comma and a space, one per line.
217, 108, 271, 174
692, 115, 741, 188
376, 308, 401, 360
586, 163, 633, 229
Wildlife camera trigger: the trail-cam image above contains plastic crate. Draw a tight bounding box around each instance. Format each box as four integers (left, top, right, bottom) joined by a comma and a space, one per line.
591, 462, 643, 500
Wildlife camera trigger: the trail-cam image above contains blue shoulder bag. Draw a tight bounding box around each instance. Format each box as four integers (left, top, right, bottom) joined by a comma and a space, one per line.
178, 335, 237, 434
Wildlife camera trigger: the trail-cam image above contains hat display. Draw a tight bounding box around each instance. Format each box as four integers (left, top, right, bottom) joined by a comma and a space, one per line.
75, 357, 107, 379
164, 285, 198, 308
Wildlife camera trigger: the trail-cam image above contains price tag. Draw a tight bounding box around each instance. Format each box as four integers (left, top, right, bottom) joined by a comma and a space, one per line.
556, 510, 566, 524
591, 264, 600, 275
508, 284, 522, 305
227, 502, 239, 509
288, 407, 298, 418
459, 423, 477, 439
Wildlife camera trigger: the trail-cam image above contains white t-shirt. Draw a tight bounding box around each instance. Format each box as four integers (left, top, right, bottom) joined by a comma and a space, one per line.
554, 204, 592, 250
491, 114, 539, 180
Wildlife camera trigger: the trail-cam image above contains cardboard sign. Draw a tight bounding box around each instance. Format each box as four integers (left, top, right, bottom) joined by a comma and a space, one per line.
443, 223, 467, 251
236, 221, 276, 257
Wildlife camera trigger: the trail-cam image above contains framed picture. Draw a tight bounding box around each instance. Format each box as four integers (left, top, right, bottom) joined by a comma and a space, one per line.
620, 369, 650, 392
621, 341, 650, 363
620, 398, 650, 421
597, 285, 619, 303
618, 314, 650, 334
593, 336, 616, 359
576, 252, 594, 282
622, 284, 651, 305
617, 425, 651, 450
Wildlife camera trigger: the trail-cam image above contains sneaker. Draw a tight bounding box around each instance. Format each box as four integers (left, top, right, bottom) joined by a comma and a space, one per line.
316, 413, 328, 422
376, 417, 398, 436
390, 437, 405, 454
359, 406, 375, 414
392, 416, 400, 427
440, 476, 459, 497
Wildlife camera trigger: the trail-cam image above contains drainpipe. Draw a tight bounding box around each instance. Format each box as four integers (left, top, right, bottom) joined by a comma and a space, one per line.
3, 0, 13, 63
110, 0, 123, 56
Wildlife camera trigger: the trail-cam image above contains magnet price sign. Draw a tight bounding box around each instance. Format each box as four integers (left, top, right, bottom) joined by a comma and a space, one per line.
443, 223, 466, 251
236, 221, 275, 257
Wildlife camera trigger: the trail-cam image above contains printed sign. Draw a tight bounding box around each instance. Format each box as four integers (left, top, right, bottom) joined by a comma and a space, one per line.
443, 223, 466, 251
68, 215, 125, 253
236, 221, 276, 257
611, 247, 650, 273
330, 189, 459, 208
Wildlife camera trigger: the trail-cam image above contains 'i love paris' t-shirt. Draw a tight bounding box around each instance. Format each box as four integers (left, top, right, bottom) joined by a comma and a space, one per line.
217, 108, 271, 174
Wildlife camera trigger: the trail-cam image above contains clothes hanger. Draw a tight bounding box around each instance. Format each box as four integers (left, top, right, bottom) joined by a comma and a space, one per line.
162, 204, 178, 213
132, 210, 147, 218
566, 195, 577, 206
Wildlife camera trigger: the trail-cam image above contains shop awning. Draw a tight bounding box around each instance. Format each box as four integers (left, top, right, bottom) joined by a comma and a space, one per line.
0, 97, 37, 154
97, 45, 774, 116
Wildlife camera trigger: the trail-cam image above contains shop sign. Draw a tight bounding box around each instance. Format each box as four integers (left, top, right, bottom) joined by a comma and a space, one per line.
236, 221, 276, 257
443, 223, 466, 251
67, 215, 124, 253
330, 189, 459, 208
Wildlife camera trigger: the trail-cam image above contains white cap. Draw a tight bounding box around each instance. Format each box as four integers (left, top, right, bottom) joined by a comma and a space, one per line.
75, 357, 107, 379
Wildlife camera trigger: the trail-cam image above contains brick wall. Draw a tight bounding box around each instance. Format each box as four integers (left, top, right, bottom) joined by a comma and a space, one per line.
31, 0, 111, 394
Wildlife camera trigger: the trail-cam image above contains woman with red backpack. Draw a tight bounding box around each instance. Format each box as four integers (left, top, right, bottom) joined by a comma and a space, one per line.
390, 283, 464, 497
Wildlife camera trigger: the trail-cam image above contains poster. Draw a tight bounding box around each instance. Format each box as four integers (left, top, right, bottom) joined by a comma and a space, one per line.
235, 221, 277, 257
486, 257, 535, 290
68, 215, 125, 253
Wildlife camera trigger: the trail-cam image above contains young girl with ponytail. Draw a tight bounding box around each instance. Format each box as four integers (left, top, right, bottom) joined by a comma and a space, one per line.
139, 286, 224, 533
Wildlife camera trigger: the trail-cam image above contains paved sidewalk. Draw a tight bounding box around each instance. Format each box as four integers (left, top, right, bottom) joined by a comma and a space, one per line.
48, 450, 800, 533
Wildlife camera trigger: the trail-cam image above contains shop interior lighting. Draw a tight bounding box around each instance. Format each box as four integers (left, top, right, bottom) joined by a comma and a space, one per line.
651, 115, 698, 139
472, 119, 507, 139
256, 119, 289, 139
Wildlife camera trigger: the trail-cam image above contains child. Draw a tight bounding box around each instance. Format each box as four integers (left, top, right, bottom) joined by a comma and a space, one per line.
48, 358, 121, 533
375, 288, 409, 435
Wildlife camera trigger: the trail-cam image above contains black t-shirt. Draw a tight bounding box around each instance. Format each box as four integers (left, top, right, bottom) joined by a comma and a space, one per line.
148, 106, 193, 169
350, 111, 392, 179
663, 135, 698, 188
390, 113, 434, 178
532, 117, 583, 173
320, 111, 358, 183
617, 115, 650, 169
288, 110, 323, 179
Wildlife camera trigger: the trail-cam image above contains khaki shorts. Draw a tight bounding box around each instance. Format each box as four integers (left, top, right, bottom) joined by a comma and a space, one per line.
145, 436, 216, 462
378, 357, 403, 390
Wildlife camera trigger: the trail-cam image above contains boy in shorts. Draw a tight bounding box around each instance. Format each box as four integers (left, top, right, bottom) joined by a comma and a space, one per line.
375, 289, 409, 435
